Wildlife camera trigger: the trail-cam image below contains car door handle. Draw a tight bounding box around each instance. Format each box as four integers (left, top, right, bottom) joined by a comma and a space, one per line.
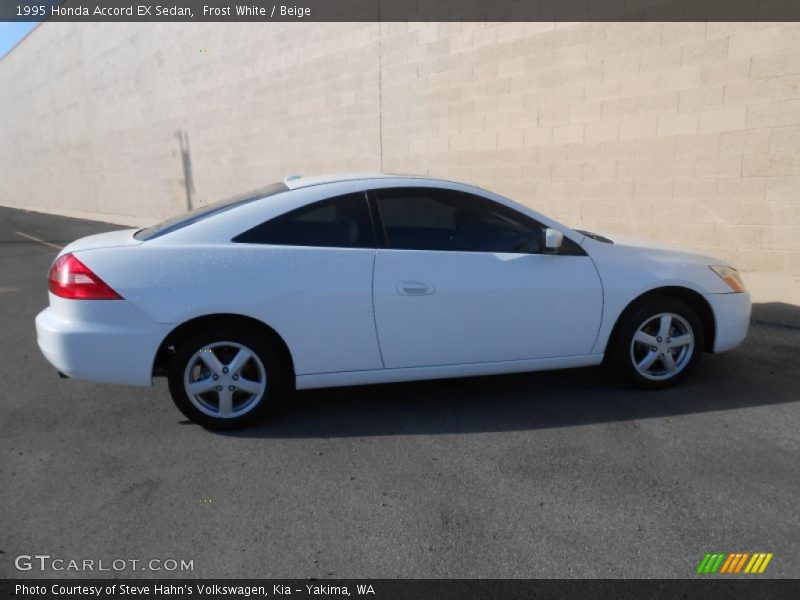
396, 281, 434, 296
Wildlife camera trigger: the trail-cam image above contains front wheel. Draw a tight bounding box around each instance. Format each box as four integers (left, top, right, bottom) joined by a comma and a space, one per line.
167, 324, 289, 429
612, 299, 704, 389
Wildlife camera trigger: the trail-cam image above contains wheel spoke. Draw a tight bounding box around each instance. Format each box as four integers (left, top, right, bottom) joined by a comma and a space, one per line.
634, 330, 658, 346
637, 350, 659, 371
226, 347, 252, 377
669, 334, 692, 348
662, 351, 678, 373
235, 377, 263, 395
186, 378, 217, 396
658, 314, 672, 339
198, 349, 224, 376
217, 389, 234, 416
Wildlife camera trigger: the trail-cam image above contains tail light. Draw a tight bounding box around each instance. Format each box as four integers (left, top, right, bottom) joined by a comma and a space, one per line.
48, 253, 123, 300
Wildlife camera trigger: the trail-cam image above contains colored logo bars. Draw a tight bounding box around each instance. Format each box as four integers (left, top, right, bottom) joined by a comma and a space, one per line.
697, 552, 774, 574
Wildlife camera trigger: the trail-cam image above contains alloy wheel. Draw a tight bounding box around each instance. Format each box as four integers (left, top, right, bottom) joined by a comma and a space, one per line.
629, 312, 695, 382
183, 341, 267, 418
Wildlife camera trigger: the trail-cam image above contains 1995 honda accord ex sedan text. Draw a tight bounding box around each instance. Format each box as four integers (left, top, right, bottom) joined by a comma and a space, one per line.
36, 175, 751, 428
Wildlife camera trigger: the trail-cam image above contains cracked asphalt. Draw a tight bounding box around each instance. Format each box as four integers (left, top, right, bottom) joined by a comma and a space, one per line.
1, 205, 798, 579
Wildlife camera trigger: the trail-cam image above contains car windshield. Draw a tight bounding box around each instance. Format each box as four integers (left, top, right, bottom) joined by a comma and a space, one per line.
133, 182, 289, 241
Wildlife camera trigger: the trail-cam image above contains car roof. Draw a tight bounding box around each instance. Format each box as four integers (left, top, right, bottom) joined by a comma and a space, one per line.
282, 173, 459, 190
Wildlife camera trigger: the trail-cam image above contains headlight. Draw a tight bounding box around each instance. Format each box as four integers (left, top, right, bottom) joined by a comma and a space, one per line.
709, 265, 746, 293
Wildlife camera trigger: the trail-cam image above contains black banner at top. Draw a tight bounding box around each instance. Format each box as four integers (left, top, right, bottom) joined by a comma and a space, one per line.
4, 0, 800, 22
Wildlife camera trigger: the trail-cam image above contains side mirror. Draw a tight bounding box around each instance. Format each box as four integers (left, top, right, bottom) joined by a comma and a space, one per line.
544, 228, 564, 253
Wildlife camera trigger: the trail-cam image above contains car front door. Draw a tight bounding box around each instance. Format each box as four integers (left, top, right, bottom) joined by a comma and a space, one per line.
370, 187, 603, 369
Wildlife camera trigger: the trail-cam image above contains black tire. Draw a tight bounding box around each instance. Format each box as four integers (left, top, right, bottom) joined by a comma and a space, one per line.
611, 298, 704, 389
167, 322, 290, 429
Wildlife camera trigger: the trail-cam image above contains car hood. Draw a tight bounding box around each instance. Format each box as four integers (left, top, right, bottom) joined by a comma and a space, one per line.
58, 229, 142, 258
585, 231, 729, 267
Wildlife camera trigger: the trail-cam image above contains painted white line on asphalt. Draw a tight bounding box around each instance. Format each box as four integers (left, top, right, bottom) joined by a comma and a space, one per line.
14, 231, 63, 250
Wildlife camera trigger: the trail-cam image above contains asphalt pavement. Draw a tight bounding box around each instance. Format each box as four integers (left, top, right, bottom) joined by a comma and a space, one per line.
1, 205, 798, 579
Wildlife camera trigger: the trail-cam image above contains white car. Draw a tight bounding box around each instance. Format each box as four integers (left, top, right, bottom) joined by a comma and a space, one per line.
36, 174, 751, 428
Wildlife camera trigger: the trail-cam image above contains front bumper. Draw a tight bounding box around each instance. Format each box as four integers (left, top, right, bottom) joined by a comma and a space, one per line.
35, 300, 169, 387
705, 291, 751, 353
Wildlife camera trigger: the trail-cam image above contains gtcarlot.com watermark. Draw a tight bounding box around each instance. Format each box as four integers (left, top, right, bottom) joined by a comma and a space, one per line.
14, 554, 194, 572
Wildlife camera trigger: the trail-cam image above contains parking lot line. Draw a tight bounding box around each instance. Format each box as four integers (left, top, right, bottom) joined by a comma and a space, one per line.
14, 230, 63, 250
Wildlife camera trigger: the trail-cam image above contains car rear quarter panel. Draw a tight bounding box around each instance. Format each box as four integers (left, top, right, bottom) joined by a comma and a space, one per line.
73, 244, 383, 376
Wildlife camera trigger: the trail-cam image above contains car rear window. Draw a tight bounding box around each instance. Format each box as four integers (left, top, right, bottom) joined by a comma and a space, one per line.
232, 192, 375, 248
133, 182, 289, 241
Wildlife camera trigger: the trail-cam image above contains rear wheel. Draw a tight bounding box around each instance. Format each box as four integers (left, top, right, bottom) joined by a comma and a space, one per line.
612, 298, 703, 389
167, 323, 289, 428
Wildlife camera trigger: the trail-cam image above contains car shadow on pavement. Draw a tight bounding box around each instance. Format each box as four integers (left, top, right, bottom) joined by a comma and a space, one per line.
217, 302, 800, 439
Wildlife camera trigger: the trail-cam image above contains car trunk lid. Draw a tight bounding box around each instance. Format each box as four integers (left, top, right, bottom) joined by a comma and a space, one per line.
57, 229, 142, 258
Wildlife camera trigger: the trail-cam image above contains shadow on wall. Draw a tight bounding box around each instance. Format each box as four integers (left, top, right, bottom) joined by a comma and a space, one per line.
176, 130, 195, 211
217, 302, 800, 440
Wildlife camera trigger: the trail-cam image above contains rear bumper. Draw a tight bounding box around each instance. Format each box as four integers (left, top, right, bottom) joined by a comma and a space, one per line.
36, 300, 169, 386
705, 291, 751, 353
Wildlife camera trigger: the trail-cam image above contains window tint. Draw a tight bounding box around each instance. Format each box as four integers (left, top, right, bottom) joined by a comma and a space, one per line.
233, 192, 375, 248
374, 187, 545, 253
134, 182, 288, 241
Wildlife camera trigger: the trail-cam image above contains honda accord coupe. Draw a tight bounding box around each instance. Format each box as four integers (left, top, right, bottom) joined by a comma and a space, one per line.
36, 174, 751, 428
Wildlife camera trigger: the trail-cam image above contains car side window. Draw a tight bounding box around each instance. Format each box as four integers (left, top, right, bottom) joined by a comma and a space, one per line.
232, 192, 375, 248
374, 187, 545, 253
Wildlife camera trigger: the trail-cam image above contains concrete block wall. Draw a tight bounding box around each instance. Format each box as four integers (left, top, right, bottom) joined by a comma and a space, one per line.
378, 22, 800, 276
1, 21, 799, 277
0, 22, 383, 221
